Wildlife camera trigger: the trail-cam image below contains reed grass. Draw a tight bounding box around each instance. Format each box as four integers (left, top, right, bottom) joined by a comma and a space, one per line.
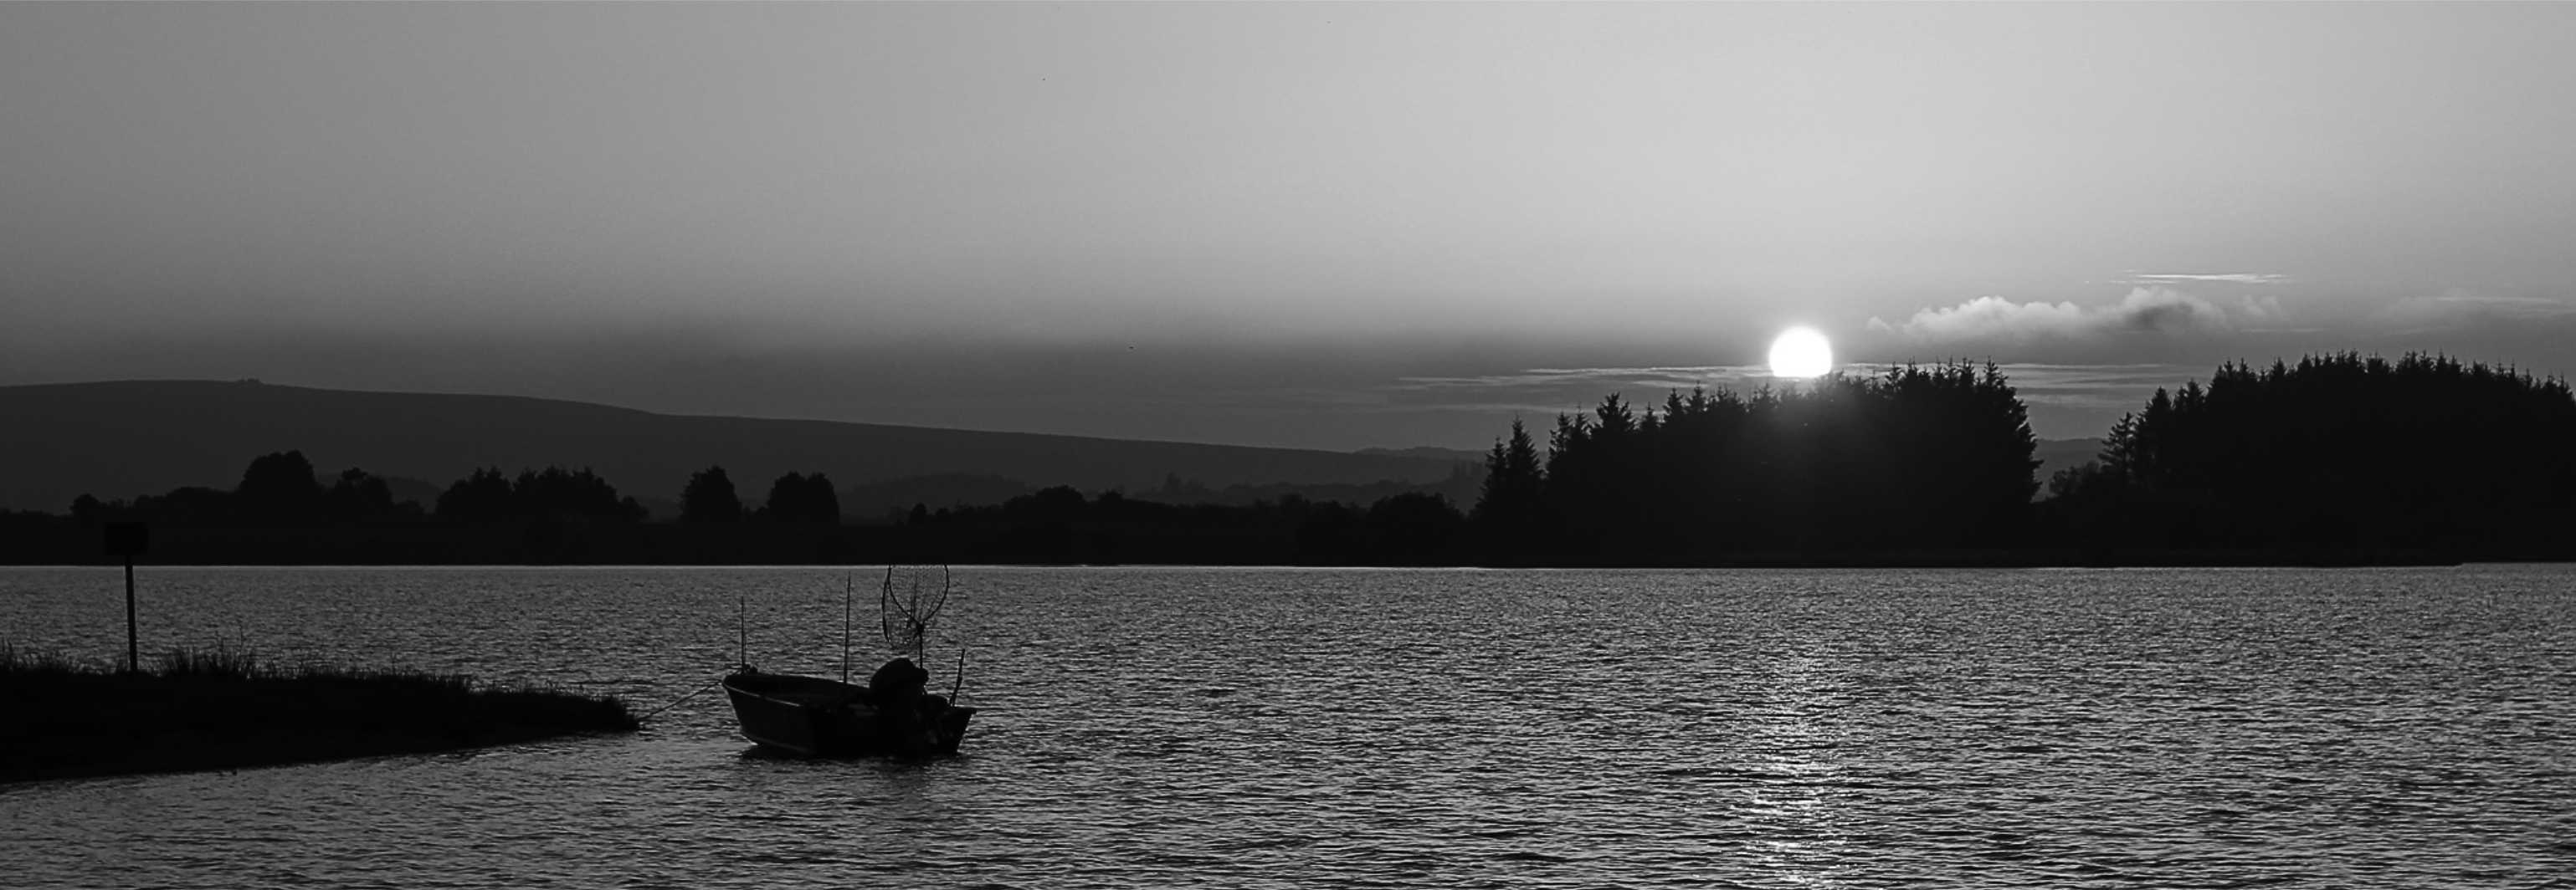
1, 641, 638, 783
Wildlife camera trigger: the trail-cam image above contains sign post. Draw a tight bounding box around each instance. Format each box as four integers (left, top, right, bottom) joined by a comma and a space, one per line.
103, 522, 148, 673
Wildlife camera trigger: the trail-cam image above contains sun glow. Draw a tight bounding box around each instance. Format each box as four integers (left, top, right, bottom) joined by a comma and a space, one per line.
1768, 327, 1834, 379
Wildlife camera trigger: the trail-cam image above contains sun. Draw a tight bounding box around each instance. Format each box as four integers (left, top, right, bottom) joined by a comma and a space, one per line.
1768, 327, 1834, 379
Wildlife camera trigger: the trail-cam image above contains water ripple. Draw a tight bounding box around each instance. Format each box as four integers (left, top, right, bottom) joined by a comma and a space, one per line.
3, 565, 2573, 887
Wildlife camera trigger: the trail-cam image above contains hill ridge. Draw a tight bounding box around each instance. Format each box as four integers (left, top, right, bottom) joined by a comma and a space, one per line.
0, 380, 1473, 514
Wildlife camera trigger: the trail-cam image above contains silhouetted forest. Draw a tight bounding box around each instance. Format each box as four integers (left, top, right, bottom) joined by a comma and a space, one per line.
1474, 361, 2039, 563
2041, 353, 2576, 560
3, 354, 2567, 565
881, 487, 1471, 565
65, 452, 427, 528
0, 380, 1470, 516
3, 450, 1473, 565
11, 454, 865, 563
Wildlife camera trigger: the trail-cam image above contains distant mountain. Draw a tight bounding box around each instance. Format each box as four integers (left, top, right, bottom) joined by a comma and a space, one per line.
841, 473, 1036, 521
0, 381, 1478, 514
380, 475, 446, 511
2033, 437, 2103, 490
1356, 446, 1491, 463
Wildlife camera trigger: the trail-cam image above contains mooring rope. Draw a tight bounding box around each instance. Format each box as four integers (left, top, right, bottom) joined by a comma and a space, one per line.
635, 679, 724, 722
635, 633, 841, 723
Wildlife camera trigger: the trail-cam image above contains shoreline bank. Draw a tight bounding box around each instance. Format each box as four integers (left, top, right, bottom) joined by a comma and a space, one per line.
1, 647, 639, 784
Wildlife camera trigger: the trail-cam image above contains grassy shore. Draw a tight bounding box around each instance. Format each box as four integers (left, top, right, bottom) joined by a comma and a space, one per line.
1, 643, 639, 783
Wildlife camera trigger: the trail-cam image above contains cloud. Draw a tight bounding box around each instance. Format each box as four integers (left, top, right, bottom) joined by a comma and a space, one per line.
1388, 365, 1780, 397
2376, 289, 2576, 333
2121, 273, 2291, 285
1866, 287, 2271, 344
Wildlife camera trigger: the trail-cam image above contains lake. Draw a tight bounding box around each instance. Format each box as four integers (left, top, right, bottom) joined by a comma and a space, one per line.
3, 565, 2573, 887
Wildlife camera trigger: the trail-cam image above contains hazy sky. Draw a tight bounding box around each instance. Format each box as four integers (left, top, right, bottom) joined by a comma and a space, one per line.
7, 3, 2573, 449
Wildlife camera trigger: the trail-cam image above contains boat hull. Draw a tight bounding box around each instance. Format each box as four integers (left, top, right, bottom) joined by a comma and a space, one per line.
722, 672, 975, 757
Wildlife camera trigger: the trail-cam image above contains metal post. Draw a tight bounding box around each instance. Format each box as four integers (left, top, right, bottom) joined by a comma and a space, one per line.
104, 522, 147, 674
124, 556, 137, 673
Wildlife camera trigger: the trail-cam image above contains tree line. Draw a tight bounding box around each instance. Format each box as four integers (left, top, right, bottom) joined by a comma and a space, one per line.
887, 486, 1470, 565
69, 452, 427, 528
61, 455, 847, 528
10, 351, 2568, 565
2040, 352, 2575, 559
1470, 361, 2040, 561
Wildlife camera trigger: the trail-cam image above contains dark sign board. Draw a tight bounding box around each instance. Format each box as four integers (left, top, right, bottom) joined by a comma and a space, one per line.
103, 522, 148, 558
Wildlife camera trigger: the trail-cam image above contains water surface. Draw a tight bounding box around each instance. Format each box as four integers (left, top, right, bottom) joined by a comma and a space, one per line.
4, 565, 2572, 887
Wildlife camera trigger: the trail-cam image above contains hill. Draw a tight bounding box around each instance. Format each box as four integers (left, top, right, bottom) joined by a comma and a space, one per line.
0, 381, 1476, 514
1355, 446, 1490, 463
2032, 437, 2102, 492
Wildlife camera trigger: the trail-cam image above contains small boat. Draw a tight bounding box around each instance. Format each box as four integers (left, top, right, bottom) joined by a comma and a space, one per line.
722, 666, 976, 758
724, 569, 976, 758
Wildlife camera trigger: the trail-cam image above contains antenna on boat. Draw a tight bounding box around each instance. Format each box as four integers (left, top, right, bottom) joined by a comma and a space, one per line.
737, 595, 747, 671
841, 574, 854, 685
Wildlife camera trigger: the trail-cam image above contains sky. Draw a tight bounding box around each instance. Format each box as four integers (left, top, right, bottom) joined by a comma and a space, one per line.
6, 3, 2573, 451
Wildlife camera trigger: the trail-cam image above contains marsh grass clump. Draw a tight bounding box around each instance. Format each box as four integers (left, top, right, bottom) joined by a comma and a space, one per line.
1, 642, 637, 784
0, 641, 88, 676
